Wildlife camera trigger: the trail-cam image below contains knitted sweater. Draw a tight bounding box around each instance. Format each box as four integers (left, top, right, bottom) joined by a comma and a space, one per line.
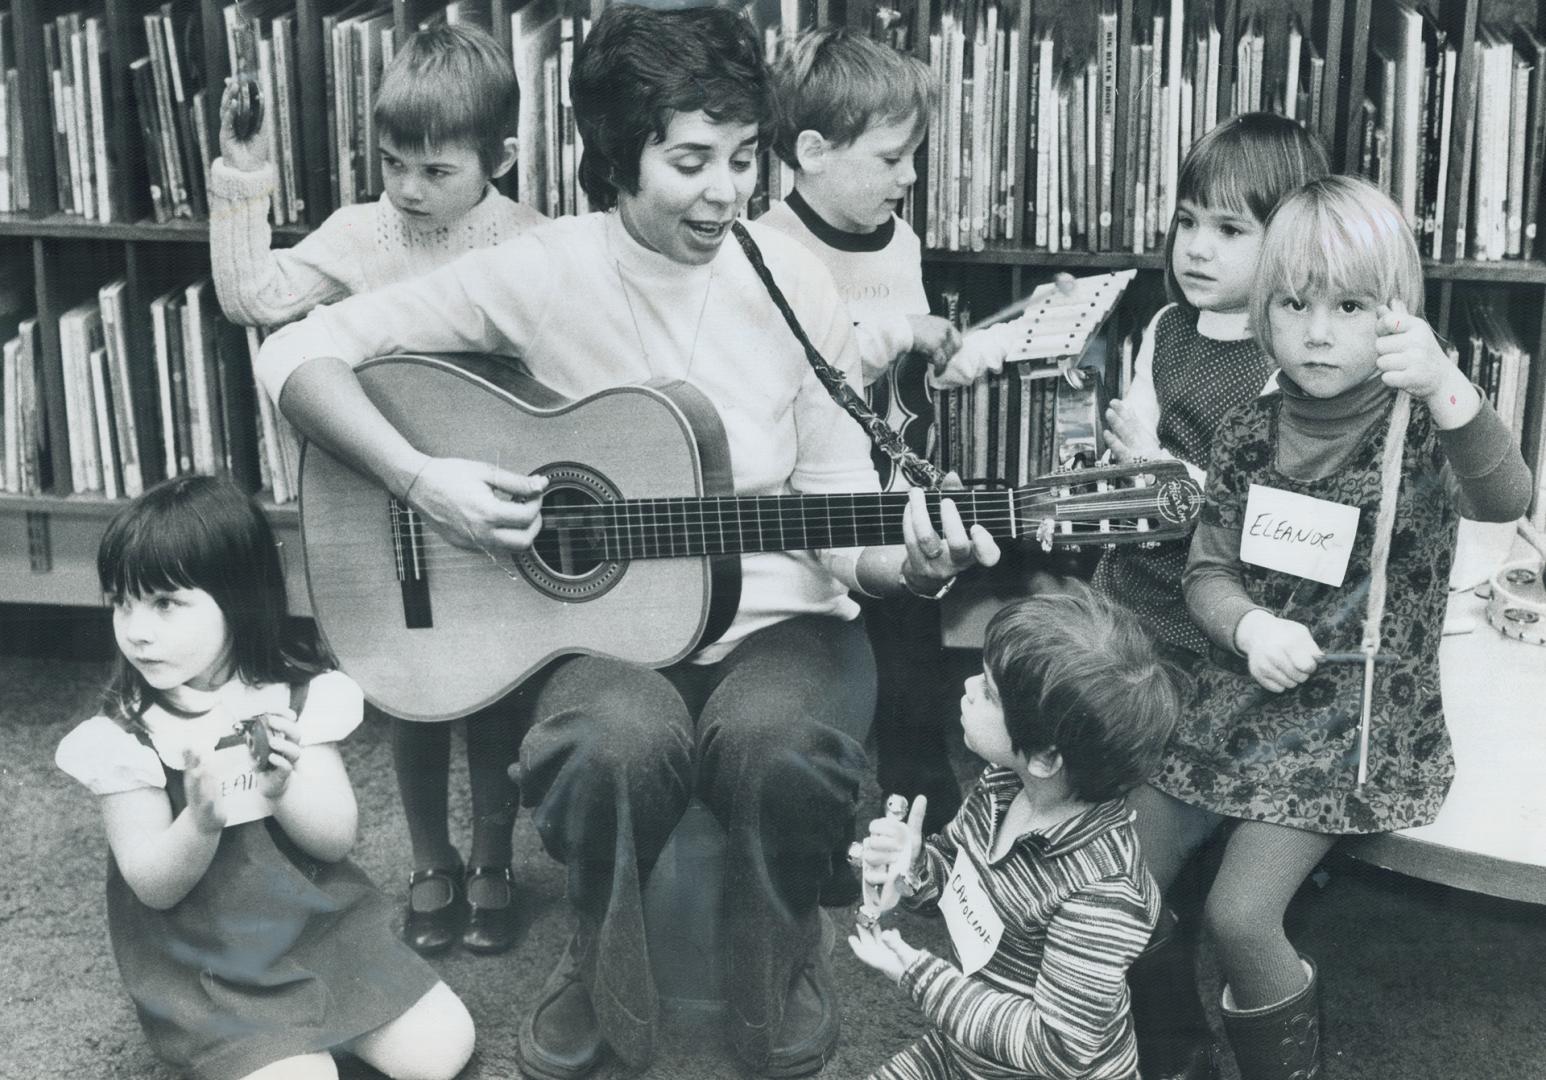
257, 212, 880, 664
207, 159, 547, 327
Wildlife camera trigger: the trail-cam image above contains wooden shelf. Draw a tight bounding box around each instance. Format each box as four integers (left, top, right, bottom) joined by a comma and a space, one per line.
0, 491, 300, 522
0, 212, 310, 244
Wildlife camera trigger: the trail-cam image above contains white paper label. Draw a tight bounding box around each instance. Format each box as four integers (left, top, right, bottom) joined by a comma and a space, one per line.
939, 848, 1005, 975
1239, 484, 1361, 588
208, 720, 275, 827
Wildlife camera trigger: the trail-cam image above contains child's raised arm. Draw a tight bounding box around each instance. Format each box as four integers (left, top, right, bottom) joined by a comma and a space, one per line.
100, 748, 225, 910
209, 81, 358, 328
1374, 301, 1533, 521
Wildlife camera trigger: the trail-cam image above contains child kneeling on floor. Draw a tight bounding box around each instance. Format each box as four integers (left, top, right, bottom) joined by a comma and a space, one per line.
851, 582, 1188, 1079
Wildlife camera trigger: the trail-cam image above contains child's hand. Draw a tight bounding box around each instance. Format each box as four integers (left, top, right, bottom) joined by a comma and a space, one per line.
218, 78, 269, 172
1374, 299, 1479, 429
1234, 610, 1322, 692
861, 794, 926, 895
930, 325, 1012, 388
1104, 398, 1163, 462
909, 314, 963, 375
182, 748, 229, 834
847, 923, 922, 985
254, 709, 303, 801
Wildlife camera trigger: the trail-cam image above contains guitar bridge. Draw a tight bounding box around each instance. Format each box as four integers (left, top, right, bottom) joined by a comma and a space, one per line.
390, 498, 433, 629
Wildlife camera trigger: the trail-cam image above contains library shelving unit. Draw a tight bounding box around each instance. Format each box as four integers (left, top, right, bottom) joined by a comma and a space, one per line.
3, 0, 1545, 616
0, 0, 540, 610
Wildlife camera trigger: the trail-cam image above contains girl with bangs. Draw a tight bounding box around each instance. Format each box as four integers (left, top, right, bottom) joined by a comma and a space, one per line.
1130, 175, 1530, 1080
55, 476, 475, 1080
1093, 113, 1329, 1080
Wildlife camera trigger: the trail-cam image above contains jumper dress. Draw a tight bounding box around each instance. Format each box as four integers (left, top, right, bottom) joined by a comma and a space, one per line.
1152, 392, 1457, 834
105, 682, 440, 1080
1093, 306, 1273, 656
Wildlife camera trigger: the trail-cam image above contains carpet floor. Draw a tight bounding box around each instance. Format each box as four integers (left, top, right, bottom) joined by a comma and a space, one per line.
2, 649, 1543, 1080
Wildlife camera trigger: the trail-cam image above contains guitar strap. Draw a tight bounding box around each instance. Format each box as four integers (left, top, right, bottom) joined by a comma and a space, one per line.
731, 221, 945, 490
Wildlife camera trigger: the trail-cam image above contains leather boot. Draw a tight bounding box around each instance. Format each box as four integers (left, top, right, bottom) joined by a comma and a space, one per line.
517, 932, 606, 1080
1127, 919, 1221, 1080
1220, 957, 1322, 1080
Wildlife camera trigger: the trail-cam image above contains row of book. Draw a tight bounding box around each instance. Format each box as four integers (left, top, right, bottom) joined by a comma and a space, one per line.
0, 276, 301, 505
1456, 298, 1546, 528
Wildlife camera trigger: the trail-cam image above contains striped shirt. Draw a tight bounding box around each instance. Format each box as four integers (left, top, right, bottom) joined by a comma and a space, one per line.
897, 768, 1160, 1080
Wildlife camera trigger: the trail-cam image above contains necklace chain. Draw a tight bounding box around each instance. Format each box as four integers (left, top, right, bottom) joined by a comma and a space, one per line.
613, 257, 715, 382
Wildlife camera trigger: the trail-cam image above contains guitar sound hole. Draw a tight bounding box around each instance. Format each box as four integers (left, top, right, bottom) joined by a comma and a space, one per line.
532, 486, 607, 577
513, 465, 628, 604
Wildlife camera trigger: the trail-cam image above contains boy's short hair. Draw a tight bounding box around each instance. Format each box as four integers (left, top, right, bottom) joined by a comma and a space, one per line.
982, 582, 1187, 803
770, 27, 934, 169
1251, 174, 1425, 365
373, 22, 517, 175
571, 4, 773, 211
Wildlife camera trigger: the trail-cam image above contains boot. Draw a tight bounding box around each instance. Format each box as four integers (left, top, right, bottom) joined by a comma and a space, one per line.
1220, 956, 1322, 1080
1127, 919, 1221, 1080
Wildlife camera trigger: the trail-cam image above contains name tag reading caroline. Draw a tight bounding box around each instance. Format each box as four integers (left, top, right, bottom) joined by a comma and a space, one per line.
1240, 485, 1362, 587
940, 848, 1005, 975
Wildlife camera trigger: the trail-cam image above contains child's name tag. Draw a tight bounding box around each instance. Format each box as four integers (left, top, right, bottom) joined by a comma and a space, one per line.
940, 848, 1005, 976
208, 723, 273, 827
1240, 485, 1361, 587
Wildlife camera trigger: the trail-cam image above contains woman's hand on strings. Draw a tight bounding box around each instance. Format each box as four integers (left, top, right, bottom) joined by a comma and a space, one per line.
1374, 299, 1480, 430
404, 458, 547, 554
218, 78, 269, 173
1235, 609, 1322, 692
900, 479, 1000, 595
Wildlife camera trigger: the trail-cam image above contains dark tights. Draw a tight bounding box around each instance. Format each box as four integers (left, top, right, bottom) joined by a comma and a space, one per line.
392, 701, 522, 890
1129, 783, 1337, 1009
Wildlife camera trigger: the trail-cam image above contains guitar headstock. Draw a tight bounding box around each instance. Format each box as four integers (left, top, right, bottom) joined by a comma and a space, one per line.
1013, 458, 1203, 549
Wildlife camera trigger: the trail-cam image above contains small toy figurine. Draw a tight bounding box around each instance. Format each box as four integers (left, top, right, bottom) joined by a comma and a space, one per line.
853, 794, 910, 929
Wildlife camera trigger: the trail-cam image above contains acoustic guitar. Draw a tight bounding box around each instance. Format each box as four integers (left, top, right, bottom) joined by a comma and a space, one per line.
300, 354, 1203, 720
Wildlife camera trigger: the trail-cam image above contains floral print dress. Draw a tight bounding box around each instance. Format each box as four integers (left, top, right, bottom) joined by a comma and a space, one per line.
1152, 392, 1457, 835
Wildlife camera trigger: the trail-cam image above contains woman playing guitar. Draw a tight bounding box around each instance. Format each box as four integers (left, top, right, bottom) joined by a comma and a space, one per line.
255, 7, 996, 1079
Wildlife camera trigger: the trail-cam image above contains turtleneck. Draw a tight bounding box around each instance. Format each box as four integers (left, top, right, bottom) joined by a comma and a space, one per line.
606, 208, 718, 285
1273, 371, 1395, 481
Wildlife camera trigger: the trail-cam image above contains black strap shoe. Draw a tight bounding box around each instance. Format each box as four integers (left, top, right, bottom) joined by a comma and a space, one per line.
462, 864, 518, 955
517, 934, 607, 1080
402, 863, 465, 957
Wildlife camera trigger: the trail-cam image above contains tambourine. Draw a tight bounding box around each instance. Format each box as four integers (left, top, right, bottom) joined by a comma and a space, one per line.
1483, 522, 1546, 647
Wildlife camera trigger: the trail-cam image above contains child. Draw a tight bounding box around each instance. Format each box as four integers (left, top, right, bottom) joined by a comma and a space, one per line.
1095, 113, 1330, 659
762, 27, 971, 834
54, 476, 475, 1080
209, 22, 547, 956
850, 582, 1188, 1080
1089, 113, 1330, 1080
1132, 175, 1532, 1080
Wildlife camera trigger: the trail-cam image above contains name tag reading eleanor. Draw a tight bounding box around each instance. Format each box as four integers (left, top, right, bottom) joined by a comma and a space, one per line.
940, 848, 1005, 975
1240, 485, 1361, 587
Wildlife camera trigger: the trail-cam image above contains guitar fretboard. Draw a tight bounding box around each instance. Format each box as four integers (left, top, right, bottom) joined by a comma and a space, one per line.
540, 490, 1018, 562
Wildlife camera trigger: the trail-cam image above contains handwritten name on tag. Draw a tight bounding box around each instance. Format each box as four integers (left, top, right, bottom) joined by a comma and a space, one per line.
209, 722, 274, 827
1239, 485, 1361, 588
939, 848, 1005, 975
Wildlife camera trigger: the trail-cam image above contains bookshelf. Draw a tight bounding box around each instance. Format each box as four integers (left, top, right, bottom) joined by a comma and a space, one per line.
1, 0, 1544, 616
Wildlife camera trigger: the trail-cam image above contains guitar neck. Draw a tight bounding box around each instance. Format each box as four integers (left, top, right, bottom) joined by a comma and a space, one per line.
541, 489, 1018, 561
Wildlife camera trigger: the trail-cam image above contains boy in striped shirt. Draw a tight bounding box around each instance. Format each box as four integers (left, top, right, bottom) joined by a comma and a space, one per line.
851, 583, 1187, 1079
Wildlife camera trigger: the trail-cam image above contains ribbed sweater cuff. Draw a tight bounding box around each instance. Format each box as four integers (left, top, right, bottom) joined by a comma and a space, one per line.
208, 158, 276, 204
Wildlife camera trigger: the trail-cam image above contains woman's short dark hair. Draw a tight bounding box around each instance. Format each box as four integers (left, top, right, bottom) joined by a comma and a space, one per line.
570, 3, 774, 210
982, 582, 1188, 803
